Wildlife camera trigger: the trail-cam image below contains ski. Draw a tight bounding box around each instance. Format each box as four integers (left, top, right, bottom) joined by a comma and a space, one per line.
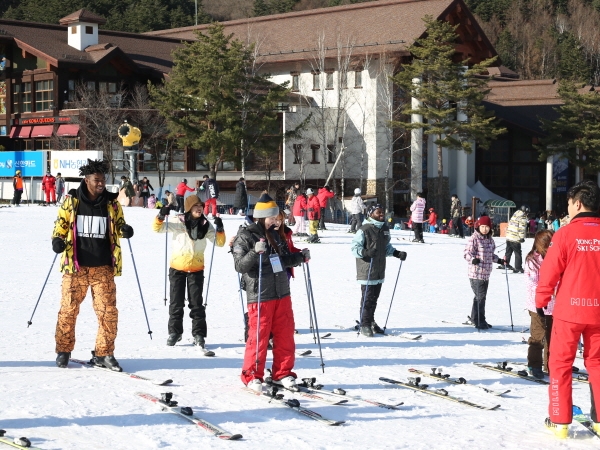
296, 378, 404, 410
320, 333, 332, 339
0, 431, 41, 449
473, 362, 549, 385
379, 377, 500, 410
201, 348, 216, 357
573, 405, 600, 439
390, 332, 422, 340
265, 379, 348, 406
69, 358, 173, 385
503, 360, 590, 384
297, 350, 312, 357
242, 387, 345, 426
408, 368, 511, 396
136, 392, 242, 440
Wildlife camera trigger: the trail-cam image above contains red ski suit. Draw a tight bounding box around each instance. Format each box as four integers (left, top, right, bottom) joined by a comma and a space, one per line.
42, 174, 56, 203
536, 213, 600, 423
306, 195, 321, 220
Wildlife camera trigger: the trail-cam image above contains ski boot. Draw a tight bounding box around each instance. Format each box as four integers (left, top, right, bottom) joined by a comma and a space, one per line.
545, 417, 568, 439
91, 352, 122, 372
166, 333, 182, 346
55, 351, 70, 368
372, 322, 385, 334
193, 335, 205, 348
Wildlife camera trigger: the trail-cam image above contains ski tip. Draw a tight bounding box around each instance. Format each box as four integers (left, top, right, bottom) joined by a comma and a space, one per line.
331, 421, 346, 426
155, 379, 174, 386
203, 351, 216, 357
220, 433, 243, 440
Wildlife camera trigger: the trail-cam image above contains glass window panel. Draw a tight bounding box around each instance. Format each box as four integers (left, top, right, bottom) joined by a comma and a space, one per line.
326, 72, 333, 89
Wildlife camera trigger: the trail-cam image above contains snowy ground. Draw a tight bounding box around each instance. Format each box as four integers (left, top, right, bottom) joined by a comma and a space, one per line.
0, 205, 595, 449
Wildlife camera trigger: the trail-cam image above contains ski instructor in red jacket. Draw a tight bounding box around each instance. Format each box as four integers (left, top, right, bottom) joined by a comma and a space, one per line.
536, 180, 600, 438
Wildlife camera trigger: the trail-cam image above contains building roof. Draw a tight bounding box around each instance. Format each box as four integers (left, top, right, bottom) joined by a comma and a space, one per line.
59, 9, 107, 26
0, 18, 186, 77
485, 79, 562, 107
147, 0, 495, 64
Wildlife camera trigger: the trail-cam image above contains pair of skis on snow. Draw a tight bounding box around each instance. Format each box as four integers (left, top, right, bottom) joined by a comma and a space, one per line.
0, 430, 38, 449
334, 323, 422, 340
475, 361, 590, 385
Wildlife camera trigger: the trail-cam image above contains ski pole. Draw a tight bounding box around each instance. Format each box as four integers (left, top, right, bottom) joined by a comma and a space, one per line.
306, 263, 325, 373
164, 215, 169, 306
302, 263, 316, 342
237, 272, 246, 331
357, 258, 374, 336
27, 253, 58, 327
382, 260, 403, 333
203, 236, 216, 307
126, 238, 153, 339
504, 263, 514, 331
255, 240, 265, 372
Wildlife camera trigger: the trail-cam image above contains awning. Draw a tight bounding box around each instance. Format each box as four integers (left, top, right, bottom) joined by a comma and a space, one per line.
56, 124, 80, 137
9, 127, 19, 138
31, 125, 54, 138
17, 126, 32, 138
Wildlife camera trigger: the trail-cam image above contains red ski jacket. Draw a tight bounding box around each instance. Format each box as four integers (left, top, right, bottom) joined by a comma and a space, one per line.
175, 182, 194, 196
317, 188, 334, 208
42, 175, 56, 191
535, 213, 600, 324
292, 194, 307, 216
306, 195, 321, 220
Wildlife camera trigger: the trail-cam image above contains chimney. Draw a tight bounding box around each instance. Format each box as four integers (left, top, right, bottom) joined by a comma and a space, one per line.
59, 9, 107, 51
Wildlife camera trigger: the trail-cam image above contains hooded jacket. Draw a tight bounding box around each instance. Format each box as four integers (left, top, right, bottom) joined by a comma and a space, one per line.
351, 217, 395, 284
410, 197, 426, 223
506, 210, 528, 242
52, 180, 126, 276
349, 194, 366, 215
464, 229, 496, 280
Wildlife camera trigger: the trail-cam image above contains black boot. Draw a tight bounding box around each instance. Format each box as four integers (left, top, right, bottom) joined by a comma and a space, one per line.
360, 326, 374, 337
372, 322, 385, 334
193, 335, 205, 348
93, 354, 122, 372
166, 333, 182, 346
56, 352, 70, 368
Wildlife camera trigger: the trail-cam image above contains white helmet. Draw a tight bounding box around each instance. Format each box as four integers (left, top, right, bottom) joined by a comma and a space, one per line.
306, 188, 314, 195
354, 188, 361, 195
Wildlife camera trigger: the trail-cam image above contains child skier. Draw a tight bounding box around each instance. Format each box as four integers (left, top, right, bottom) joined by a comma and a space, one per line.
463, 215, 504, 329
292, 193, 308, 237
351, 204, 407, 337
232, 194, 309, 392
524, 229, 555, 379
427, 208, 438, 233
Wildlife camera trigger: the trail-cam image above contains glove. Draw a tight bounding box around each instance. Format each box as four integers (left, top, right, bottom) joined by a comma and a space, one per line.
308, 208, 314, 212
214, 217, 224, 232
520, 238, 525, 243
536, 307, 546, 318
472, 258, 480, 265
158, 206, 171, 220
121, 224, 134, 239
494, 255, 505, 265
199, 186, 205, 191
254, 240, 267, 254
362, 248, 375, 259
52, 237, 66, 254
301, 248, 311, 262
300, 209, 306, 214
393, 250, 407, 261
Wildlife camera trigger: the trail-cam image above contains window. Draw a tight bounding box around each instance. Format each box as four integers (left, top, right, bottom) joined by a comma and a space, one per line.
63, 139, 80, 150
71, 26, 77, 34
354, 70, 362, 88
85, 26, 93, 35
312, 71, 320, 90
291, 73, 299, 91
34, 139, 51, 150
99, 82, 117, 94
12, 84, 20, 113
326, 71, 333, 89
327, 145, 335, 163
35, 80, 53, 111
195, 150, 209, 171
340, 71, 347, 89
86, 81, 96, 91
292, 144, 302, 164
172, 150, 185, 171
17, 140, 33, 150
67, 80, 77, 103
22, 82, 32, 113
310, 144, 320, 164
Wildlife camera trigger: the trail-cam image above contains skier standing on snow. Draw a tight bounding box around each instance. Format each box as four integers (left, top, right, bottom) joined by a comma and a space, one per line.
450, 194, 464, 238
427, 207, 438, 233
233, 177, 248, 215
55, 172, 65, 204
317, 185, 335, 231
348, 188, 366, 234
175, 178, 194, 213
305, 188, 322, 243
409, 192, 426, 243
536, 181, 600, 438
463, 215, 504, 330
285, 181, 301, 226
153, 196, 225, 349
52, 159, 134, 371
12, 169, 23, 206
503, 205, 529, 273
199, 174, 220, 218
139, 176, 154, 208
292, 192, 308, 237
41, 171, 57, 205
232, 193, 309, 392
351, 204, 407, 337
524, 229, 555, 380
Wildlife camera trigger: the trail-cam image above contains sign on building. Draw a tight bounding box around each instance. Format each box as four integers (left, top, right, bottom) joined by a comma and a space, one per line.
0, 151, 46, 177
50, 151, 103, 177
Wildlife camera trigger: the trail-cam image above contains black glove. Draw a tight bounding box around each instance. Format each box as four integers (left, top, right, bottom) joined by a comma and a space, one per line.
158, 206, 171, 220
301, 248, 311, 262
494, 255, 505, 265
121, 224, 134, 239
393, 250, 407, 261
362, 248, 375, 259
520, 238, 525, 243
52, 237, 66, 254
214, 217, 224, 232
472, 258, 480, 265
536, 307, 546, 318
308, 208, 314, 212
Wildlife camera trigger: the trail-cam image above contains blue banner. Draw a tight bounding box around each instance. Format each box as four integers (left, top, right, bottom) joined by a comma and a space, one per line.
0, 151, 46, 177
552, 156, 569, 194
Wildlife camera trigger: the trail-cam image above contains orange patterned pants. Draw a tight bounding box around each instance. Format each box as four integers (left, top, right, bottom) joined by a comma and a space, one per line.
55, 265, 118, 356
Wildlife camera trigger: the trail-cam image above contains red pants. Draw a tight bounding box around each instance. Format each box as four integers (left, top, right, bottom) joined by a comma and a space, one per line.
204, 198, 217, 217
548, 318, 600, 423
241, 296, 296, 385
44, 189, 56, 203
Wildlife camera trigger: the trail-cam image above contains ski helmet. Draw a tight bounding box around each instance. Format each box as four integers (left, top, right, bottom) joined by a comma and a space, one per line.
306, 188, 314, 195
521, 205, 530, 213
182, 178, 187, 184
354, 188, 361, 195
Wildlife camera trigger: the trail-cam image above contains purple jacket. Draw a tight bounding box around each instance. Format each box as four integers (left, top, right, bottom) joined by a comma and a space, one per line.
464, 230, 496, 280
410, 197, 426, 223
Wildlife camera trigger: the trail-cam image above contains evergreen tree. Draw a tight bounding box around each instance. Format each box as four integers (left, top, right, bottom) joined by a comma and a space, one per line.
253, 0, 271, 16
556, 32, 590, 83
391, 16, 506, 212
538, 81, 600, 175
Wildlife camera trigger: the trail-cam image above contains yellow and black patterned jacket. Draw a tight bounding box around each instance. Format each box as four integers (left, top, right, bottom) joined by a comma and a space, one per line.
52, 186, 126, 276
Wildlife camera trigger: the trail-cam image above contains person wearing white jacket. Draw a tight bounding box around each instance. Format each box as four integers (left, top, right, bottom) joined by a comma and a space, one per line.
348, 188, 366, 233
410, 192, 426, 243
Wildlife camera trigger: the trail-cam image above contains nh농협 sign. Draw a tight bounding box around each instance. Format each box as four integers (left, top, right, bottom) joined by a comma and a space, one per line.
50, 151, 103, 177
